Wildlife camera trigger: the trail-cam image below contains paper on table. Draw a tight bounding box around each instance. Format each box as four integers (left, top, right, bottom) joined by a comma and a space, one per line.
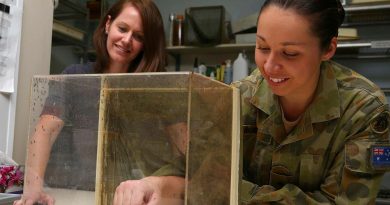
0, 0, 23, 93
45, 188, 95, 205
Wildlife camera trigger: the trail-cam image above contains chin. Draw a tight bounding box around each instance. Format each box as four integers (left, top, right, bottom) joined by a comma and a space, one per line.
112, 57, 131, 64
270, 88, 288, 97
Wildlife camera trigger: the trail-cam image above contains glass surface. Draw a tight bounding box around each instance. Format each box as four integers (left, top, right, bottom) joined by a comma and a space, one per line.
25, 72, 240, 205
28, 75, 101, 204
186, 74, 234, 205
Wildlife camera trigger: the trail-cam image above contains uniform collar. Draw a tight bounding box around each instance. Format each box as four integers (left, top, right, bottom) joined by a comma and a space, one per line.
250, 61, 341, 143
308, 61, 341, 123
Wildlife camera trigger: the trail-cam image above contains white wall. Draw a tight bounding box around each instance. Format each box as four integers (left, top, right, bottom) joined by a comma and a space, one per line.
11, 0, 53, 164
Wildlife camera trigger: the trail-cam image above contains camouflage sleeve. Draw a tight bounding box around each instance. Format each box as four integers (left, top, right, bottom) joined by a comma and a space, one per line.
151, 156, 185, 177
243, 104, 389, 205
333, 104, 389, 204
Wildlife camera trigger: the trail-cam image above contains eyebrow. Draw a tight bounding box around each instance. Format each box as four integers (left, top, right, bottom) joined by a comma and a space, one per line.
256, 34, 306, 46
117, 21, 143, 33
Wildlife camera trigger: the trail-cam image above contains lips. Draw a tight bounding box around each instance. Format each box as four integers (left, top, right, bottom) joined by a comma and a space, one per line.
270, 77, 286, 83
115, 44, 130, 54
269, 76, 288, 84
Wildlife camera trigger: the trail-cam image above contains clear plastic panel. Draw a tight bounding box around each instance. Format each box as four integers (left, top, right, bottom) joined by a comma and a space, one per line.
97, 73, 190, 204
186, 74, 234, 204
27, 75, 102, 204
25, 73, 240, 205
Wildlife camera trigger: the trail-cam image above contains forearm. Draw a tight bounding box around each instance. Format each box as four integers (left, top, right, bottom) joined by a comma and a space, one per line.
25, 115, 64, 191
25, 142, 51, 191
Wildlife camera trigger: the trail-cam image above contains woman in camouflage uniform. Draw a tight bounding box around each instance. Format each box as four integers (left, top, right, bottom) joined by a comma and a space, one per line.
233, 0, 390, 204
106, 0, 390, 204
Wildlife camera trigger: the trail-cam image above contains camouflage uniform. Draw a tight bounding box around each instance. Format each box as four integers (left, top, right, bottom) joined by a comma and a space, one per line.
232, 61, 389, 204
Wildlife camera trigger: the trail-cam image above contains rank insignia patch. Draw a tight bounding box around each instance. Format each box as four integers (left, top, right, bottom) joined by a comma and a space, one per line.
370, 112, 389, 134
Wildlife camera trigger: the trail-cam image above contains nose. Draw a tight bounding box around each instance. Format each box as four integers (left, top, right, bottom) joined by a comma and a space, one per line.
263, 52, 281, 73
122, 31, 133, 44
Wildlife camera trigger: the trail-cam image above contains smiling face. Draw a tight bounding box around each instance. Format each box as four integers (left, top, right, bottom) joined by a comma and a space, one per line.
255, 5, 334, 101
105, 3, 144, 72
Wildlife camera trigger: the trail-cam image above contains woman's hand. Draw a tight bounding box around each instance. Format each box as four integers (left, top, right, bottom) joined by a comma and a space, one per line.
14, 166, 55, 205
13, 191, 55, 205
113, 176, 184, 205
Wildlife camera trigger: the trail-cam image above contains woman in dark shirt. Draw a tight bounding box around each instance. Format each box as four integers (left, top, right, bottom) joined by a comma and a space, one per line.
16, 0, 167, 204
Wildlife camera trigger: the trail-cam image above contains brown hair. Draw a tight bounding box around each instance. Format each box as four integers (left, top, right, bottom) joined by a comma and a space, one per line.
259, 0, 345, 51
93, 0, 166, 73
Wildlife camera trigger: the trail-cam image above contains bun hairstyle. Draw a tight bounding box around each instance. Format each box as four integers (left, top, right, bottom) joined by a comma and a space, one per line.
259, 0, 345, 50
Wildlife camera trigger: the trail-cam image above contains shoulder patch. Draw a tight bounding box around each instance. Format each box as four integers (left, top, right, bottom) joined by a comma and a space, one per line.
370, 111, 389, 134
370, 144, 390, 171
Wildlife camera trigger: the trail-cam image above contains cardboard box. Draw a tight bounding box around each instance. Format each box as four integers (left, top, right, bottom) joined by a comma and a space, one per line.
231, 12, 258, 34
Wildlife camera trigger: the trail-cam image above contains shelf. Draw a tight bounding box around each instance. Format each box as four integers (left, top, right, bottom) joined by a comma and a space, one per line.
166, 40, 389, 55
344, 2, 390, 12
337, 41, 372, 48
52, 0, 88, 47
52, 19, 85, 42
167, 44, 256, 55
52, 30, 86, 48
54, 0, 88, 20
336, 40, 390, 58
333, 53, 390, 59
51, 0, 89, 63
343, 2, 390, 25
88, 40, 387, 57
166, 40, 390, 70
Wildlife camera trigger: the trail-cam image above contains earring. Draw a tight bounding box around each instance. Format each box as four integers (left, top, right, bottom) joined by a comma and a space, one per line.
105, 30, 108, 34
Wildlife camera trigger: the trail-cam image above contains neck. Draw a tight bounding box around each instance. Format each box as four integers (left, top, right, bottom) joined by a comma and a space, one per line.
106, 62, 129, 73
279, 86, 317, 121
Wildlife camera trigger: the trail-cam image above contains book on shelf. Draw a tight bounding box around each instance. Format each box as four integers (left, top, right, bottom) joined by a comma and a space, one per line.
338, 28, 359, 41
231, 12, 258, 34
